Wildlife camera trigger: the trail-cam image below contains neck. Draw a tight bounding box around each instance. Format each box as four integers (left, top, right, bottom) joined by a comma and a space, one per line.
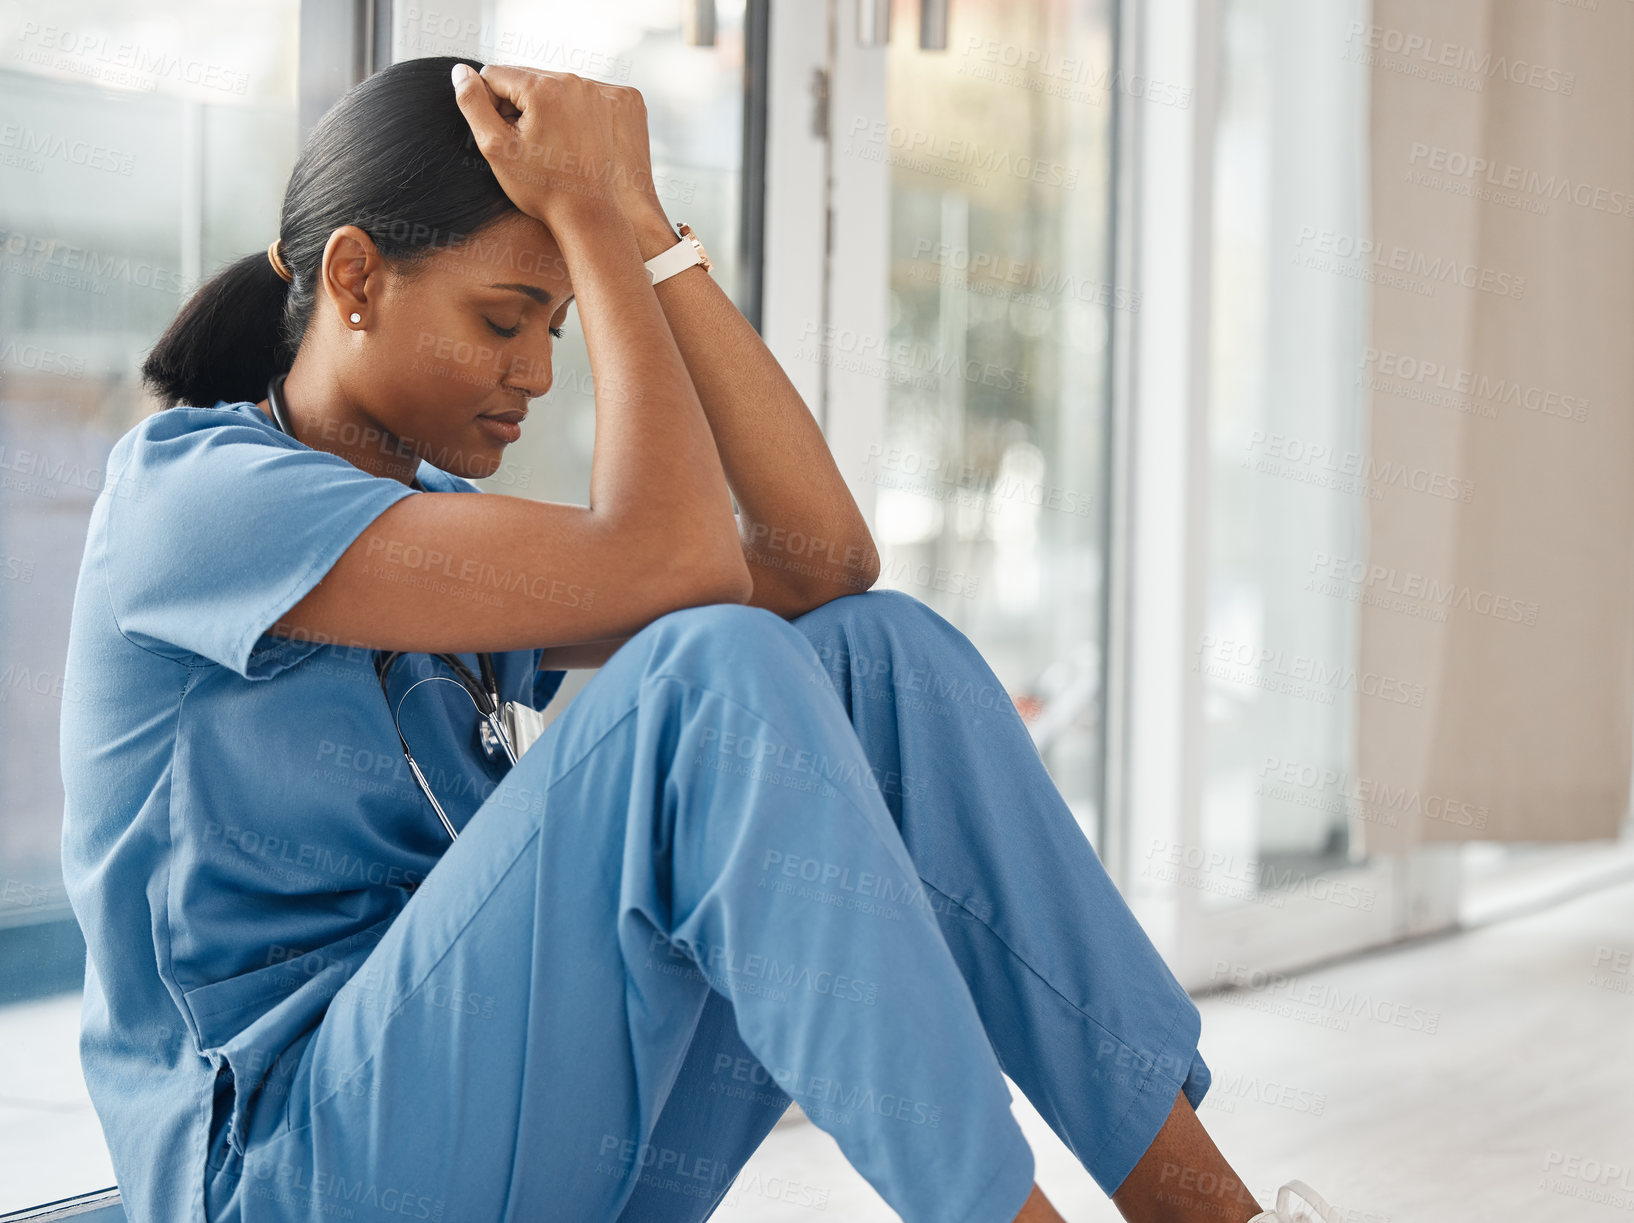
254, 359, 420, 486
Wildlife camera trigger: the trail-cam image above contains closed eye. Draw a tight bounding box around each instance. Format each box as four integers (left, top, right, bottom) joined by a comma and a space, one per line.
486, 319, 567, 340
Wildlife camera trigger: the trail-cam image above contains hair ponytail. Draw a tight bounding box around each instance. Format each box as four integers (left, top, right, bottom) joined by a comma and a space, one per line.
139, 54, 517, 411
140, 250, 294, 409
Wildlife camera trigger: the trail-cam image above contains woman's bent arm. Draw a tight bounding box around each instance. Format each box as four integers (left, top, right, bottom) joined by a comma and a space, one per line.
628, 210, 882, 619
271, 205, 751, 655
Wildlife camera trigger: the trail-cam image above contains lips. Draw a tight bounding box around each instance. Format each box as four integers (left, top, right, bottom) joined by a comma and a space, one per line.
479, 407, 528, 424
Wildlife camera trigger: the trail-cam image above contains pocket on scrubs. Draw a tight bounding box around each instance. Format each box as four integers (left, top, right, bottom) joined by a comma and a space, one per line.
184, 917, 395, 1157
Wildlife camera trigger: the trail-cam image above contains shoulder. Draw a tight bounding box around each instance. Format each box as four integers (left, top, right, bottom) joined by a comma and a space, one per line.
111, 400, 296, 465
110, 402, 489, 495
101, 401, 300, 503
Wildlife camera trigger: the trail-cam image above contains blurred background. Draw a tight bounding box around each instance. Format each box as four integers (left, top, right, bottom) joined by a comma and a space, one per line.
2, 0, 1630, 1219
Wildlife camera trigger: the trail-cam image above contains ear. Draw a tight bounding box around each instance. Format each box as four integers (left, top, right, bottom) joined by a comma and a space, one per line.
320, 225, 380, 324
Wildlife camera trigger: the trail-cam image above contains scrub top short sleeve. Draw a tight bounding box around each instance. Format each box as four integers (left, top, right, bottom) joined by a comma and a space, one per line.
102, 407, 421, 679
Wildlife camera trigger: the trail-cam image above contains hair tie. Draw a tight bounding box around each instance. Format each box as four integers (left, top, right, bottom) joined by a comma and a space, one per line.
267, 238, 294, 284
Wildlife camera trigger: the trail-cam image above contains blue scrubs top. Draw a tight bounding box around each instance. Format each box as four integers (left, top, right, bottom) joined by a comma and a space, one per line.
57, 401, 568, 1223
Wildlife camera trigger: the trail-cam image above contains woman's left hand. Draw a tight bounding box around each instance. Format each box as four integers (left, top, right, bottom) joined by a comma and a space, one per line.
484, 74, 669, 229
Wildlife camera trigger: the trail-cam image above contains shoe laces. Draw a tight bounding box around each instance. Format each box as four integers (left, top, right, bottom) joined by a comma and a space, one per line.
1255, 1180, 1342, 1222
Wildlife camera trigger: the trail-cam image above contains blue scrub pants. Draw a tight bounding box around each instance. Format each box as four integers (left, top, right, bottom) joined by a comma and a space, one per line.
204, 589, 1210, 1223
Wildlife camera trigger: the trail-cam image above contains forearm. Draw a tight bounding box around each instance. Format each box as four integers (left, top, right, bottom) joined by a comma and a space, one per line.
627, 211, 881, 617
551, 207, 746, 586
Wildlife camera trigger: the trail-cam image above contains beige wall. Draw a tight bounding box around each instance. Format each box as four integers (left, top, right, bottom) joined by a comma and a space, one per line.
1359, 0, 1634, 849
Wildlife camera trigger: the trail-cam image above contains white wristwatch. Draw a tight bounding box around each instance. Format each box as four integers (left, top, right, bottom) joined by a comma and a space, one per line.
644, 222, 712, 286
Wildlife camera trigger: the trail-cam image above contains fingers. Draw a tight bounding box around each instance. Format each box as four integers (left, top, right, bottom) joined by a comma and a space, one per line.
473, 62, 571, 107
449, 61, 506, 147
477, 62, 634, 104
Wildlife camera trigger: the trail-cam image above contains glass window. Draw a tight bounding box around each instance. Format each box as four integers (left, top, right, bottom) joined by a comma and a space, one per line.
390, 0, 753, 720
0, 0, 300, 1208
1201, 0, 1370, 892
871, 0, 1118, 845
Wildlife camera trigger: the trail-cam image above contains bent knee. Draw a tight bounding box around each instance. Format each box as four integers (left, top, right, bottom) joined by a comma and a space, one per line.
633, 602, 813, 677
646, 601, 787, 639
794, 587, 938, 637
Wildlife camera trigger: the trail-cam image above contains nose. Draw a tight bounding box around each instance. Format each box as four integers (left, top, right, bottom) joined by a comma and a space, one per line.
502, 351, 551, 399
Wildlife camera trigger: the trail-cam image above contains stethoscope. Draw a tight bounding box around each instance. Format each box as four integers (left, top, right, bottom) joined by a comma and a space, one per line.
266, 371, 518, 842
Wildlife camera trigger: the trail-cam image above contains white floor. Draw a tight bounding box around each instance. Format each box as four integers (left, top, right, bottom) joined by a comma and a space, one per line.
718, 876, 1634, 1223
4, 877, 1631, 1220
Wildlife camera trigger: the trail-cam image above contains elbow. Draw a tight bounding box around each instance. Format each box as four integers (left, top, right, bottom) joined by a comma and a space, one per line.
852, 539, 882, 591
827, 531, 881, 596
704, 555, 755, 605
674, 537, 754, 606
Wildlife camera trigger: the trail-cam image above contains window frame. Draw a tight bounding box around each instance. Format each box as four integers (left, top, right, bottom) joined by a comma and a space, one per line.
4, 1, 399, 1215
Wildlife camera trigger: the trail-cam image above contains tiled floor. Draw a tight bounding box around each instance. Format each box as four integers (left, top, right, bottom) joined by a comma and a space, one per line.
4, 877, 1631, 1220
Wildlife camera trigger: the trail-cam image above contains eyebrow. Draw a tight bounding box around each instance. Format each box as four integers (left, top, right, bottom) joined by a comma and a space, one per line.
488, 282, 574, 307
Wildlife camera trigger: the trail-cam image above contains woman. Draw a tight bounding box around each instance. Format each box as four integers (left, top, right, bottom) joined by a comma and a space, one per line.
59, 54, 1339, 1223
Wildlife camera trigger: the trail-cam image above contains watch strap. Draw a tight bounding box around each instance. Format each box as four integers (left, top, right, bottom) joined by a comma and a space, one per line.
644, 223, 710, 286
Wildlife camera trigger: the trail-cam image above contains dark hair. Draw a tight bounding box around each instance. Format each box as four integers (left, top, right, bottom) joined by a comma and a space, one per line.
141, 55, 521, 409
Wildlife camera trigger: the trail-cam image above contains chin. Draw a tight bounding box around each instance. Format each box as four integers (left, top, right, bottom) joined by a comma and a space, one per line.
456, 452, 506, 481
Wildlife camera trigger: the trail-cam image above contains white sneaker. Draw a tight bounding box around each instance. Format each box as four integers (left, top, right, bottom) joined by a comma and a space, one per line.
1248, 1180, 1342, 1222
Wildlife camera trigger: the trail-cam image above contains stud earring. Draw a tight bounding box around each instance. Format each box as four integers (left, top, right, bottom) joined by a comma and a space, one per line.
349, 312, 362, 324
